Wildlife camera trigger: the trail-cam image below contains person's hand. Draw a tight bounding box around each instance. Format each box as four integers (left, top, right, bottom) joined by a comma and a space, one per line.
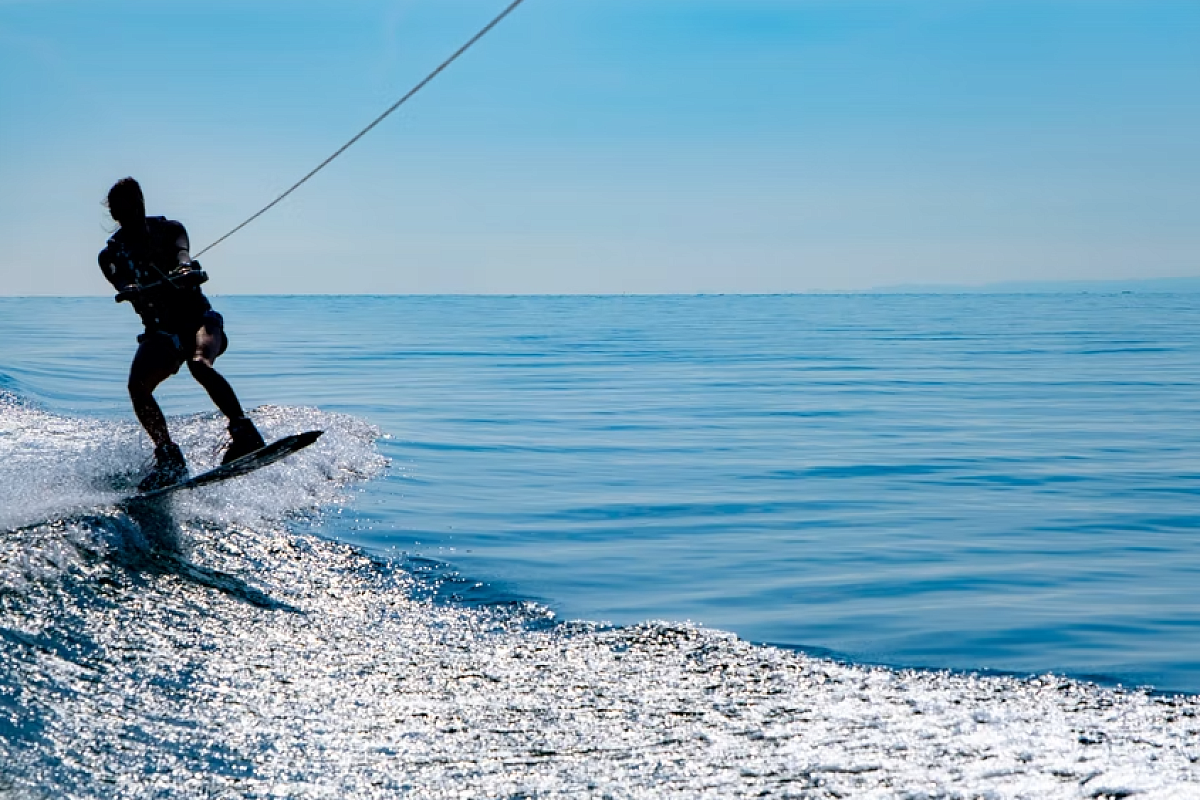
169, 267, 209, 288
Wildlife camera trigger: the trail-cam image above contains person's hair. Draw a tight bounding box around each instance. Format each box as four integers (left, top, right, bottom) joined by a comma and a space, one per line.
105, 177, 145, 226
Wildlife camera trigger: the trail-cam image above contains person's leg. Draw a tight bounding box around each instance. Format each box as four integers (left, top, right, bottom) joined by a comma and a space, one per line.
186, 312, 265, 462
129, 334, 184, 448
186, 312, 245, 420
129, 333, 190, 490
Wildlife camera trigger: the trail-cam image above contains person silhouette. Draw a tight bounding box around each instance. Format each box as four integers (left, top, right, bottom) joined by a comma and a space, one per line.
98, 177, 265, 490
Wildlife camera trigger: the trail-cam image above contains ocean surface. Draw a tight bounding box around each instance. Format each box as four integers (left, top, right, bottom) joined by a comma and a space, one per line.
2, 293, 1199, 798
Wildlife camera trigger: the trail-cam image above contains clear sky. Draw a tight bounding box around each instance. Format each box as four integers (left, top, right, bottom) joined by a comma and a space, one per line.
2, 0, 1198, 295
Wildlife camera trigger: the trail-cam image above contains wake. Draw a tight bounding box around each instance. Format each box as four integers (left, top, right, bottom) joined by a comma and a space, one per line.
0, 390, 386, 536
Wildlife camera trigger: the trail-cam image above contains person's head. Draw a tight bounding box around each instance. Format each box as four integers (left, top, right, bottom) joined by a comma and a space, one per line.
105, 177, 145, 228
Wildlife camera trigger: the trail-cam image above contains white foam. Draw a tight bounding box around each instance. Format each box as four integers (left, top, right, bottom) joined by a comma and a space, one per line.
0, 398, 386, 534
5, 513, 1197, 798
2, 396, 1197, 798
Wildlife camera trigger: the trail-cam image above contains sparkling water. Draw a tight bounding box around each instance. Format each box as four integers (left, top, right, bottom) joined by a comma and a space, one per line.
2, 294, 1198, 798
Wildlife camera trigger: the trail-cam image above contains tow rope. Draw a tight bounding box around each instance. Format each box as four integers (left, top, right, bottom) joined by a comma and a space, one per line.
194, 0, 527, 258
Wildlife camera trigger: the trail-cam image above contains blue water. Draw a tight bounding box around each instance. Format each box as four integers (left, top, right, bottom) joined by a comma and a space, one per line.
7, 294, 1200, 688
3, 293, 1200, 798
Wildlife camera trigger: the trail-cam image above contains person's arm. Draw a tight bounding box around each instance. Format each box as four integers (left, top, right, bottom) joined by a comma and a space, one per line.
98, 244, 137, 294
162, 222, 210, 289
169, 222, 197, 275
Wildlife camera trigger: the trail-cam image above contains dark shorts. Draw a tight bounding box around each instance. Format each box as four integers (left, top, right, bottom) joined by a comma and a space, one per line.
136, 310, 228, 376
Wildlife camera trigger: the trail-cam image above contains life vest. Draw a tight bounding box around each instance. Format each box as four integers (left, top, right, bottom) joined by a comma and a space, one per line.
99, 216, 212, 333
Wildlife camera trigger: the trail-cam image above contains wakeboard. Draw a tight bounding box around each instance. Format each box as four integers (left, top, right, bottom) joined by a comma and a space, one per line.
133, 430, 324, 501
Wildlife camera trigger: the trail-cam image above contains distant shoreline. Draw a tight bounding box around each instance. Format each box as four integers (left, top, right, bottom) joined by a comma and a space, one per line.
858, 277, 1200, 294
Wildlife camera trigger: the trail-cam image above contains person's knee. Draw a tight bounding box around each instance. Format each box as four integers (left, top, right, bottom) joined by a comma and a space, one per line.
187, 357, 217, 380
187, 357, 220, 386
128, 375, 155, 400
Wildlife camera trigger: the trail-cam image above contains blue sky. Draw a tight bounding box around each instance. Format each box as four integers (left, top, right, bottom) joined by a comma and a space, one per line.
1, 0, 1197, 294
